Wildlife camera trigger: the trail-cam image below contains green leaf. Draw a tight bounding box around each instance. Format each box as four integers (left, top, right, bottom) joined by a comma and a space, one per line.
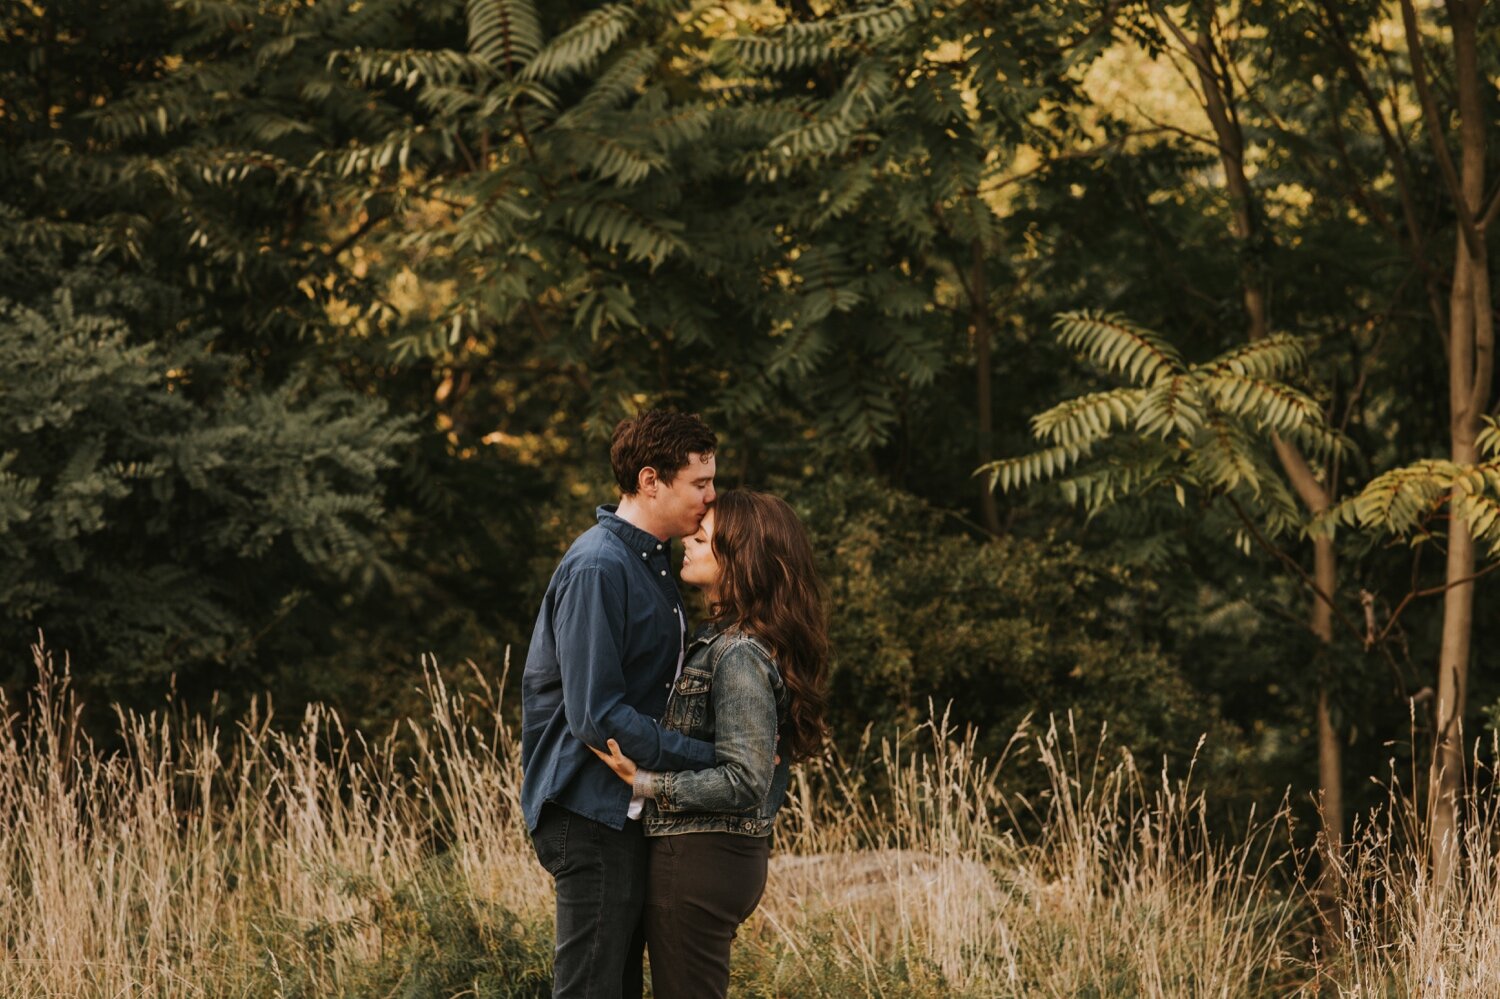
523, 4, 636, 82
467, 0, 542, 75
1052, 310, 1186, 386
1030, 387, 1144, 447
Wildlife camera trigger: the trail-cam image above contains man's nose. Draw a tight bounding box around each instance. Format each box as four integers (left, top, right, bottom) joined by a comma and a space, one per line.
704, 483, 716, 505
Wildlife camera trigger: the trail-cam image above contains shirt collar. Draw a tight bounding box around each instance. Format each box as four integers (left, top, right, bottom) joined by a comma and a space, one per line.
597, 504, 671, 560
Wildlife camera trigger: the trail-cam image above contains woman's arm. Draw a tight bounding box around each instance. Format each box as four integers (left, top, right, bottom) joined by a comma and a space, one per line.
595, 640, 779, 814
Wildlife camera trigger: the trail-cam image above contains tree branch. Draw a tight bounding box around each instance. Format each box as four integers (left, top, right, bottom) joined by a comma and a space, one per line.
1398, 0, 1484, 259
1309, 3, 1447, 339
1481, 181, 1500, 232
1225, 497, 1364, 646
1375, 558, 1500, 646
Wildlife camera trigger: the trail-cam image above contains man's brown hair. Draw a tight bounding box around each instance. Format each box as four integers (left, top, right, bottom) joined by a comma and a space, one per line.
610, 411, 717, 494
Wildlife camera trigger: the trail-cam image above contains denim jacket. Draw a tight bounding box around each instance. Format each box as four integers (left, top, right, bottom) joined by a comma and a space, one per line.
634, 623, 791, 837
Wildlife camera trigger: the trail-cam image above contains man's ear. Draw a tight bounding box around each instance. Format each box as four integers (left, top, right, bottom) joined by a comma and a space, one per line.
637, 466, 659, 497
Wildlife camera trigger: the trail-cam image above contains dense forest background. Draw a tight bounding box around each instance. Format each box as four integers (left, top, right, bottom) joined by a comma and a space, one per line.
4, 0, 1500, 854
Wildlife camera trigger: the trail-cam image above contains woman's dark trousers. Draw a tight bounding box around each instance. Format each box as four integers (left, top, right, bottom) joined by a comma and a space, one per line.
531, 802, 648, 999
644, 832, 770, 999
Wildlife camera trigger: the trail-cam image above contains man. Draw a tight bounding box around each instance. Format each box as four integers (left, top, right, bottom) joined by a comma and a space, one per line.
521, 410, 719, 999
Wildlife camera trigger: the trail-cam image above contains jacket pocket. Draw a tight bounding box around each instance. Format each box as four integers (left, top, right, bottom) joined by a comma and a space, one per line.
666, 666, 713, 732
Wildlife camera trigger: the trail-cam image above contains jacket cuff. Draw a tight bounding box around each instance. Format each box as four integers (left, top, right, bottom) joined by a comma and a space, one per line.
633, 769, 659, 799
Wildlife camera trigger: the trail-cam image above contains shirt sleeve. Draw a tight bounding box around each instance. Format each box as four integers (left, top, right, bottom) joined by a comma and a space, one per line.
553, 565, 715, 771
637, 640, 779, 813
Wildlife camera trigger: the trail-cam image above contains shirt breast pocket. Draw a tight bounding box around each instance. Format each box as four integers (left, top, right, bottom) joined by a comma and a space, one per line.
667, 666, 713, 734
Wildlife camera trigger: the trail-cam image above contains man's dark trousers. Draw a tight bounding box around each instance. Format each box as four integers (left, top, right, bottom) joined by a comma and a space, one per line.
532, 802, 647, 999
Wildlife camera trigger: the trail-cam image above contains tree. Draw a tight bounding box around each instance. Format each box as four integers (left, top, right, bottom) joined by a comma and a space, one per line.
0, 0, 518, 715
1271, 0, 1500, 882
0, 268, 413, 703
1395, 0, 1495, 884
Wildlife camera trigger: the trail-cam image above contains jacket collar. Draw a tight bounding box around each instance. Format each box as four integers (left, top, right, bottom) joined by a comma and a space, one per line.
689, 620, 722, 642
597, 504, 671, 559
689, 619, 744, 654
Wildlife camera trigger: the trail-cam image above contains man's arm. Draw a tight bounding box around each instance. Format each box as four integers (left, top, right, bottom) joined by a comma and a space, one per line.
554, 566, 714, 771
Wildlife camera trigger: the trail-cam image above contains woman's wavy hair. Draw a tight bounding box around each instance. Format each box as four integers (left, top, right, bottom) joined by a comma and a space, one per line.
707, 490, 829, 763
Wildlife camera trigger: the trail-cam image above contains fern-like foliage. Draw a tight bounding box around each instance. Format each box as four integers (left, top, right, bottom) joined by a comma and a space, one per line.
1477, 416, 1500, 458
556, 198, 687, 264
1313, 456, 1500, 556
523, 4, 636, 82
467, 0, 542, 76
1030, 387, 1145, 448
984, 311, 1347, 537
724, 3, 919, 72
1204, 333, 1308, 380
1053, 310, 1185, 386
988, 442, 1097, 494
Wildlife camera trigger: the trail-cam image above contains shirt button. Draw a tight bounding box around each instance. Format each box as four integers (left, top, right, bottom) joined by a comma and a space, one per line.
656, 543, 663, 550
641, 552, 647, 559
659, 569, 667, 576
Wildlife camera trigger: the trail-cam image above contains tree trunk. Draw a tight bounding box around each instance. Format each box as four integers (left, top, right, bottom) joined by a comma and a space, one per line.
1430, 481, 1476, 884
972, 239, 1002, 535
1170, 19, 1346, 858
1313, 536, 1342, 858
1430, 188, 1486, 889
1405, 0, 1492, 885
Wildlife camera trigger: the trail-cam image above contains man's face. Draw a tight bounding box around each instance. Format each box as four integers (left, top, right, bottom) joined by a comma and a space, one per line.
656, 452, 717, 538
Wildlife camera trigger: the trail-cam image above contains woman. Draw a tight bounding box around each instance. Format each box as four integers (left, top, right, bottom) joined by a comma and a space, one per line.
591, 489, 829, 999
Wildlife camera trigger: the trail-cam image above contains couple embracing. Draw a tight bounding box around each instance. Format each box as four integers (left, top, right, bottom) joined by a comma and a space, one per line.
520, 410, 829, 999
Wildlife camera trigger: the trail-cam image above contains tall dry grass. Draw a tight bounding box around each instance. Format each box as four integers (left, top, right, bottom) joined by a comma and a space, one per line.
0, 640, 550, 997
1317, 745, 1500, 997
3, 638, 1500, 997
756, 715, 1301, 997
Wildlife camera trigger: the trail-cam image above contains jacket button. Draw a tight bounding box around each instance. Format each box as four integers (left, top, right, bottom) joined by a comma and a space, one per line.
659, 569, 666, 576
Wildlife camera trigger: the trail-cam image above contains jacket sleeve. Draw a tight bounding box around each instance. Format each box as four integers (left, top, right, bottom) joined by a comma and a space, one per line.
553, 566, 715, 771
636, 640, 778, 813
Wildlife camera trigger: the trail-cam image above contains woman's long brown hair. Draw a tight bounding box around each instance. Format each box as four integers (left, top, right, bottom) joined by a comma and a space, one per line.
706, 490, 829, 763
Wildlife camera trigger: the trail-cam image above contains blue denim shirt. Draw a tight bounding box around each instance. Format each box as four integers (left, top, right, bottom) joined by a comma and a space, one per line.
521, 506, 716, 831
635, 623, 791, 838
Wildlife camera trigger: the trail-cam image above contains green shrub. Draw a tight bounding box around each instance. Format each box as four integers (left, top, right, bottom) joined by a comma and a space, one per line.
784, 475, 1245, 783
